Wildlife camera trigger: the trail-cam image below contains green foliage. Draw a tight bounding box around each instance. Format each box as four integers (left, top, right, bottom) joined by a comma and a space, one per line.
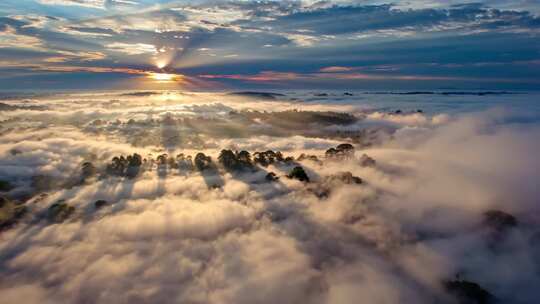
176, 153, 194, 170
297, 153, 320, 163
359, 154, 376, 167
336, 143, 354, 152
328, 172, 363, 185
444, 279, 494, 304
0, 180, 14, 192
94, 200, 108, 209
265, 172, 279, 182
194, 153, 213, 171
218, 150, 253, 171
128, 153, 143, 167
47, 201, 75, 223
287, 166, 310, 182
242, 110, 357, 128
236, 150, 252, 165
218, 149, 238, 169
483, 210, 518, 232
106, 153, 143, 178
81, 162, 96, 178
0, 197, 27, 229
326, 143, 355, 159
253, 150, 284, 167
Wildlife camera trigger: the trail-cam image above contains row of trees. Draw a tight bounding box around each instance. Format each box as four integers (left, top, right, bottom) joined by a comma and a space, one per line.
80, 143, 372, 181
325, 143, 355, 159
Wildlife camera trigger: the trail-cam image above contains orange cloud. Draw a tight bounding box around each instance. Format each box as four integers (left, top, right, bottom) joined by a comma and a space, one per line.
319, 66, 354, 73
198, 70, 540, 84
199, 71, 301, 82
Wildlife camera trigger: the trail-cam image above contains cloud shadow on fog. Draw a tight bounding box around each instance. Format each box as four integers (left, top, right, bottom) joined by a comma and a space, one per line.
200, 166, 225, 190
225, 164, 291, 200
156, 163, 168, 198
261, 185, 442, 302
160, 115, 182, 152
79, 174, 136, 222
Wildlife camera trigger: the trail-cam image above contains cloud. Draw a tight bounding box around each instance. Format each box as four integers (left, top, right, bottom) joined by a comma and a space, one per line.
1, 92, 540, 303
319, 66, 354, 73
0, 25, 43, 50
38, 0, 106, 9
198, 69, 538, 86
1, 1, 540, 89
107, 42, 158, 55
199, 71, 302, 82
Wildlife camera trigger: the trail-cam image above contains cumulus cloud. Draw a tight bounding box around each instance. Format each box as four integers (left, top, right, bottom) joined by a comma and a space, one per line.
0, 92, 539, 303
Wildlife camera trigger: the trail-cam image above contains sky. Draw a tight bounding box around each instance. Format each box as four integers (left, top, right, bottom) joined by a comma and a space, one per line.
1, 0, 540, 90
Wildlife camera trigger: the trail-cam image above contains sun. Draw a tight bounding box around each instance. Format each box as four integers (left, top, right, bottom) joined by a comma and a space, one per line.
156, 61, 167, 69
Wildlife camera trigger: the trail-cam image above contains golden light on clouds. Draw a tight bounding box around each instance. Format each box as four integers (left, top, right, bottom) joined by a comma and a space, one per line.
156, 60, 167, 69
148, 72, 182, 82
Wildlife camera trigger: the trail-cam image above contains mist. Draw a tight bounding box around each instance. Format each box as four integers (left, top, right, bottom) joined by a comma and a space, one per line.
1, 91, 539, 304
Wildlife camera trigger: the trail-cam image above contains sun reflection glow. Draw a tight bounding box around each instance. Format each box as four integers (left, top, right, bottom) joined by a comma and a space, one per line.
149, 72, 180, 82
156, 61, 167, 69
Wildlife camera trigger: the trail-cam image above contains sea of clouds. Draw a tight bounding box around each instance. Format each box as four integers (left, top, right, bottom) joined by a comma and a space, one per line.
0, 91, 539, 303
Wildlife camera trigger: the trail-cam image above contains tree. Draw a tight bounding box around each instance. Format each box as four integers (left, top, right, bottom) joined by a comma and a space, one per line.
326, 144, 355, 159
0, 180, 14, 192
107, 154, 143, 177
218, 149, 238, 170
275, 151, 284, 162
194, 153, 212, 171
483, 210, 517, 233
253, 150, 285, 167
297, 154, 320, 164
47, 201, 75, 223
94, 200, 108, 209
156, 154, 168, 166
126, 153, 143, 178
177, 153, 194, 171
107, 156, 126, 176
325, 148, 338, 159
284, 156, 295, 162
265, 172, 279, 182
359, 154, 376, 167
336, 143, 355, 157
128, 153, 143, 167
168, 156, 178, 169
253, 152, 268, 167
444, 279, 494, 304
327, 172, 362, 184
81, 162, 96, 179
288, 166, 310, 182
236, 150, 252, 166
0, 196, 27, 230
265, 150, 277, 163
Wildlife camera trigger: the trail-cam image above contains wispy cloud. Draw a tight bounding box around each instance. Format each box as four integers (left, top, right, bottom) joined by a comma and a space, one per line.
107, 42, 157, 55
38, 0, 106, 9
199, 69, 540, 85
319, 66, 355, 73
0, 25, 43, 50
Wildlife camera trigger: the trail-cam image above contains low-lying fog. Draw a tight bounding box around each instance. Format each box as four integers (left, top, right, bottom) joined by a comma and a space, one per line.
1, 91, 539, 304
